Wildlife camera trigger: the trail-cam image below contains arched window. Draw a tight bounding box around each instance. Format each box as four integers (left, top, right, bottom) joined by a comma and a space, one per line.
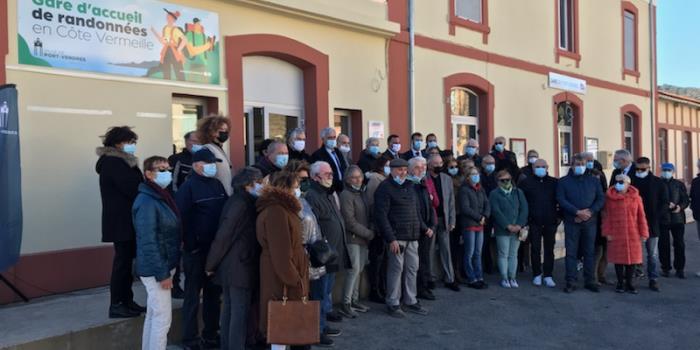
552, 92, 583, 176
443, 73, 494, 154
450, 87, 479, 157
623, 113, 634, 156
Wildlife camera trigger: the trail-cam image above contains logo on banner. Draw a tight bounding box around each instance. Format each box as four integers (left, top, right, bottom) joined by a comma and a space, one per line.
0, 101, 9, 130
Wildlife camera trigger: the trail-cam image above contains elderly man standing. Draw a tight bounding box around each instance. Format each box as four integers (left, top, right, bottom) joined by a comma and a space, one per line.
374, 158, 428, 318
557, 154, 605, 293
311, 128, 347, 193
659, 162, 689, 279
407, 157, 437, 300
519, 159, 559, 287
338, 134, 353, 168
425, 155, 459, 291
610, 149, 636, 187
457, 138, 482, 167
252, 140, 289, 178
357, 137, 382, 173
305, 161, 350, 331
287, 127, 311, 162
490, 136, 519, 179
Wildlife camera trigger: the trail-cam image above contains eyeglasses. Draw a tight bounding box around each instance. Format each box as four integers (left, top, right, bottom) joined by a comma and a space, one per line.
636, 168, 650, 172
499, 178, 512, 183
616, 181, 625, 185
495, 142, 504, 145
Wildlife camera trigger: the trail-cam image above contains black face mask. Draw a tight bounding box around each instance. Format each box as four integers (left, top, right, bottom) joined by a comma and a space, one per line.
432, 166, 443, 173
217, 131, 229, 143
300, 178, 312, 193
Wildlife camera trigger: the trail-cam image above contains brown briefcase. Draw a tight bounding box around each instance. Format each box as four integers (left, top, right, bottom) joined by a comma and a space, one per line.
267, 284, 320, 346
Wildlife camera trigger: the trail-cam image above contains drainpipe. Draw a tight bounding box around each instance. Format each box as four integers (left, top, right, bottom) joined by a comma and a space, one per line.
408, 0, 415, 134
649, 0, 656, 168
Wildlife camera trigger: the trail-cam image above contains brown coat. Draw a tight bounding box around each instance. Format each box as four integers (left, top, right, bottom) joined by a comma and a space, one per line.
256, 187, 310, 334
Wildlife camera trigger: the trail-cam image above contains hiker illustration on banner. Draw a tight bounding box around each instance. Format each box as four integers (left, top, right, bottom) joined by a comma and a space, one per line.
17, 0, 220, 85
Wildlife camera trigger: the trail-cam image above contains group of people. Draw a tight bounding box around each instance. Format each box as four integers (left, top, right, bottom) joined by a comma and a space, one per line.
95, 117, 697, 350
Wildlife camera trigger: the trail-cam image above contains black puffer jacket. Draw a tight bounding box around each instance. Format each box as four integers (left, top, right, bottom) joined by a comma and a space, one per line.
631, 174, 669, 237
519, 174, 561, 226
96, 147, 143, 242
691, 175, 700, 220
458, 183, 490, 228
661, 178, 689, 225
374, 178, 420, 242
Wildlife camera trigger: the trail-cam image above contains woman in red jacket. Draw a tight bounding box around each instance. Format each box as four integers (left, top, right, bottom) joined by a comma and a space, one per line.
601, 174, 649, 294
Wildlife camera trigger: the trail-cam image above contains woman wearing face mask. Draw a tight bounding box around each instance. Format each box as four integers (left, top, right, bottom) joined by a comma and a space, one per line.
601, 174, 649, 294
197, 116, 234, 195
364, 154, 393, 302
96, 126, 145, 318
256, 171, 311, 350
205, 167, 264, 350
458, 167, 491, 289
489, 170, 529, 288
133, 156, 181, 350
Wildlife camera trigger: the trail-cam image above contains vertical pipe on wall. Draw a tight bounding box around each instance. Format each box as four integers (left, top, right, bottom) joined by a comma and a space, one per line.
408, 0, 415, 133
649, 0, 656, 167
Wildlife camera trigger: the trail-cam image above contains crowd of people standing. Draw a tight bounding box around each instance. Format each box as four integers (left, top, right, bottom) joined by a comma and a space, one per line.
95, 117, 698, 349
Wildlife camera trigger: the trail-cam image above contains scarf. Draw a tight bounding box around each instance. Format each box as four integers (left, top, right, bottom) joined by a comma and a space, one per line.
146, 181, 181, 220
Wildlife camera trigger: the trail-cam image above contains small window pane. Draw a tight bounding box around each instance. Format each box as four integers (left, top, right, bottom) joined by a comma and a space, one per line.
451, 88, 478, 117
624, 11, 636, 70
456, 0, 482, 23
659, 129, 668, 164
624, 114, 633, 131
559, 0, 569, 49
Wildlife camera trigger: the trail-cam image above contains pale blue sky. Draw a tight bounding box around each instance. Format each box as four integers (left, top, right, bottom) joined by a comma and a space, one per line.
658, 0, 700, 87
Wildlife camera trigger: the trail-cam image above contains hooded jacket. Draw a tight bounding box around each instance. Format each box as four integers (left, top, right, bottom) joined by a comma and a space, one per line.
601, 186, 649, 265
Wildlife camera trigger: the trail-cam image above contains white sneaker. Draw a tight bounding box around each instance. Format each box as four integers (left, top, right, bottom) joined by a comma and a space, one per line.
533, 275, 542, 286
500, 279, 511, 288
544, 277, 556, 288
509, 279, 519, 288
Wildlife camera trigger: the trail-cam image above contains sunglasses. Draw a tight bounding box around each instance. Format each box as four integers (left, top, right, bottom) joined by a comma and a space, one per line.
495, 142, 504, 145
616, 181, 625, 185
499, 178, 512, 183
636, 168, 649, 172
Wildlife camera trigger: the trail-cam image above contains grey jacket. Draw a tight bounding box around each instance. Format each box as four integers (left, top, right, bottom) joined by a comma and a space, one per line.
299, 198, 326, 280
432, 173, 457, 229
458, 183, 491, 228
339, 186, 375, 245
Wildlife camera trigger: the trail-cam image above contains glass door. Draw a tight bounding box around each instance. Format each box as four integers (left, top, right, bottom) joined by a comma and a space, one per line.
558, 102, 574, 175
244, 105, 302, 165
172, 97, 206, 154
451, 116, 478, 158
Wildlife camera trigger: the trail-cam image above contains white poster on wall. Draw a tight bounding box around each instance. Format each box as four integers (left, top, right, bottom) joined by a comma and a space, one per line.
368, 121, 384, 139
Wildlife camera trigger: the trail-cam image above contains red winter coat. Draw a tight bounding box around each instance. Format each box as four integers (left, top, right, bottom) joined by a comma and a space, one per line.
601, 186, 649, 265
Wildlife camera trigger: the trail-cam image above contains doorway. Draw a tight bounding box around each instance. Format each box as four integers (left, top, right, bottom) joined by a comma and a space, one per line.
244, 105, 302, 165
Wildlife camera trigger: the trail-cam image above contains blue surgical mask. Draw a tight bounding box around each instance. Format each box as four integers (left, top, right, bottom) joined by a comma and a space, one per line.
191, 144, 204, 153
275, 154, 289, 168
573, 166, 586, 176
203, 163, 217, 178
391, 143, 402, 153
465, 146, 477, 156
393, 176, 406, 185
413, 140, 423, 150
470, 174, 480, 184
528, 157, 538, 165
661, 171, 673, 180
494, 143, 504, 152
325, 139, 337, 149
383, 166, 391, 176
636, 171, 649, 179
427, 141, 438, 149
407, 175, 421, 184
484, 164, 495, 174
122, 143, 136, 154
586, 161, 594, 169
448, 168, 459, 176
294, 188, 302, 198
534, 167, 547, 178
615, 183, 626, 192
369, 146, 380, 155
248, 182, 264, 197
613, 160, 622, 170
154, 171, 172, 189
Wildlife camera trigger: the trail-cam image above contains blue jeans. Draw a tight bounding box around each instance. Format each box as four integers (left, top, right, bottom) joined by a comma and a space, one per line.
645, 237, 659, 280
564, 220, 596, 284
310, 274, 332, 333
462, 230, 484, 282
496, 235, 520, 280
182, 249, 222, 345
221, 286, 251, 350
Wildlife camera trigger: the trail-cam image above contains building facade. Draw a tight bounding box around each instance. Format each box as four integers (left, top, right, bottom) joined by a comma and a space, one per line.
656, 91, 700, 185
0, 0, 657, 303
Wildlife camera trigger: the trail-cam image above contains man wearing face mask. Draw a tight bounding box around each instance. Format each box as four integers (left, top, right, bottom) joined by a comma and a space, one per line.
176, 148, 228, 349
338, 133, 353, 168
658, 163, 689, 279
311, 128, 348, 193
374, 158, 427, 317
169, 131, 200, 193
287, 127, 311, 162
425, 155, 459, 291
480, 155, 498, 274
490, 136, 520, 179
383, 134, 402, 159
357, 137, 382, 173
304, 161, 351, 328
519, 159, 560, 288
517, 150, 539, 184
609, 149, 636, 187
253, 140, 289, 178
630, 157, 670, 292
457, 138, 482, 167
406, 157, 437, 300
401, 132, 426, 160
556, 154, 605, 293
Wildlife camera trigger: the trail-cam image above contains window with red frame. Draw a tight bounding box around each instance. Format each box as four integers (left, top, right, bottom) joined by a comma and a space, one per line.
623, 10, 637, 71
558, 0, 575, 52
455, 0, 483, 23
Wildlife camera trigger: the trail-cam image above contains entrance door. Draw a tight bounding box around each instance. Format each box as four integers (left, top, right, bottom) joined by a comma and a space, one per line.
558, 102, 574, 176
244, 105, 302, 165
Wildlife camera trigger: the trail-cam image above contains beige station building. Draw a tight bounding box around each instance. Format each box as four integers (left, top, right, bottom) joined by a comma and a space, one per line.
0, 0, 658, 303
656, 91, 700, 185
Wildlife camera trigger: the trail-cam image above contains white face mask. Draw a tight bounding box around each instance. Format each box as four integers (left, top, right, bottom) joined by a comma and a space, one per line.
391, 143, 401, 153
292, 140, 306, 152
339, 145, 351, 153
636, 171, 649, 179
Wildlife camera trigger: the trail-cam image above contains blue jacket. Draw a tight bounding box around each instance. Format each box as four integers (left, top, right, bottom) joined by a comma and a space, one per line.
556, 172, 605, 223
133, 183, 181, 281
175, 173, 228, 253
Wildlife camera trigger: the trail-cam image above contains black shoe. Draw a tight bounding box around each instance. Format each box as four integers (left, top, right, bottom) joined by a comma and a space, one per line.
171, 285, 185, 299
467, 281, 480, 289
317, 334, 335, 347
563, 283, 576, 293
182, 343, 202, 350
584, 283, 600, 293
126, 300, 146, 313
368, 290, 385, 304
108, 303, 141, 318
626, 284, 639, 294
615, 282, 625, 293
676, 271, 686, 279
403, 302, 428, 316
201, 336, 220, 349
649, 280, 660, 292
477, 281, 489, 289
326, 310, 343, 323
417, 289, 436, 300
324, 326, 342, 337
661, 270, 670, 278
445, 282, 461, 292
427, 281, 436, 290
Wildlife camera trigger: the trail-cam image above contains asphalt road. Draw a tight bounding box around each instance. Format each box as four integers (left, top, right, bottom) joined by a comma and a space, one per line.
330, 223, 700, 350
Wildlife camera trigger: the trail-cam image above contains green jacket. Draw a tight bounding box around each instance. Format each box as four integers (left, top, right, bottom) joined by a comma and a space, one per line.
489, 187, 528, 237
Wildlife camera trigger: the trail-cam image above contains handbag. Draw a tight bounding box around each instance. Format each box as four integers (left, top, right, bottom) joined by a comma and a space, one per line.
518, 226, 529, 242
267, 284, 320, 345
307, 238, 337, 268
